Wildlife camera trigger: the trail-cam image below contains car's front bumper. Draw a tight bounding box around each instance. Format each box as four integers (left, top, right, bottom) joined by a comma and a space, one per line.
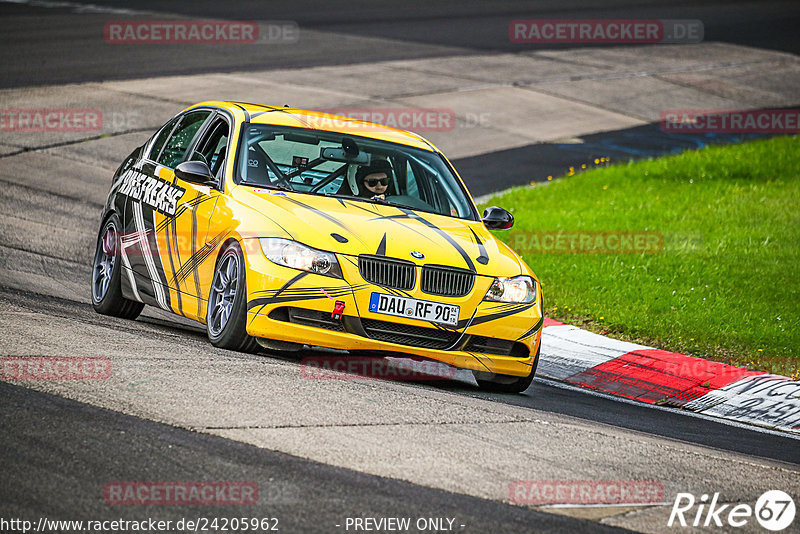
244, 252, 542, 377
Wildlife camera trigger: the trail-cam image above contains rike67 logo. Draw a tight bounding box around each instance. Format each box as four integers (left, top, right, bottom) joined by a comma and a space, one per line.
669, 490, 795, 531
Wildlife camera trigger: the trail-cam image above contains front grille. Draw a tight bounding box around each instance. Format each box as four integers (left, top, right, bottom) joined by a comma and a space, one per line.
361, 318, 459, 350
465, 336, 529, 357
421, 265, 475, 297
358, 255, 415, 290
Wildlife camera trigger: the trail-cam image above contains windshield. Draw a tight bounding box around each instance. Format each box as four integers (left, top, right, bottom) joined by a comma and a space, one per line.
236, 125, 477, 220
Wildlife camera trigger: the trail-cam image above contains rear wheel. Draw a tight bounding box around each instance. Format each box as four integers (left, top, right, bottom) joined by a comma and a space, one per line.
91, 214, 144, 319
207, 241, 259, 353
473, 343, 540, 393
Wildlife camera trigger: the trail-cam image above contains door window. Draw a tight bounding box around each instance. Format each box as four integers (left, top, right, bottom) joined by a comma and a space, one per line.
189, 118, 230, 178
147, 116, 179, 161
157, 110, 211, 168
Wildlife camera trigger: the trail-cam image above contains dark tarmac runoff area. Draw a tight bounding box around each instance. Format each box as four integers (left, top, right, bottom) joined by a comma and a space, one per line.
0, 1, 799, 88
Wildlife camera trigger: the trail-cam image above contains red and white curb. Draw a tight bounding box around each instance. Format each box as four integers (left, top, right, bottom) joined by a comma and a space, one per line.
539, 319, 800, 434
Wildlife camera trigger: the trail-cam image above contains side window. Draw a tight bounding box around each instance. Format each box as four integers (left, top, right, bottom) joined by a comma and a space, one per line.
157, 110, 211, 168
190, 118, 230, 177
147, 116, 179, 161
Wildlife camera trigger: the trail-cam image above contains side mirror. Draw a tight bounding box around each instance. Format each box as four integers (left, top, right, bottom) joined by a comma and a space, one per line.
482, 206, 514, 230
175, 161, 215, 185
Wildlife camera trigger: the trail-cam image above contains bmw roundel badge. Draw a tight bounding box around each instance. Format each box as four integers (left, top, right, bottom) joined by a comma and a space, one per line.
410, 251, 425, 259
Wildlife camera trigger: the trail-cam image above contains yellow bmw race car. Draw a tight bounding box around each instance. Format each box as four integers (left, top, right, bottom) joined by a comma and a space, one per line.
92, 101, 543, 392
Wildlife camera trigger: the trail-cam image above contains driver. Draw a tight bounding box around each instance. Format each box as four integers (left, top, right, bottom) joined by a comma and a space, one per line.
356, 161, 394, 200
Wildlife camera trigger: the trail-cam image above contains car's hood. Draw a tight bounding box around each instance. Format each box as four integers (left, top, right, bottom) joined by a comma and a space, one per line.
232, 187, 526, 277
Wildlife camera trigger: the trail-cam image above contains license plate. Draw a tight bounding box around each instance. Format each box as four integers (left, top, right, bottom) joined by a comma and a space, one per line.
368, 292, 459, 326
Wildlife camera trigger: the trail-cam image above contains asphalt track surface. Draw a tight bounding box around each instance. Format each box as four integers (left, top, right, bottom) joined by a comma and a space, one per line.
1, 381, 629, 533
1, 2, 800, 533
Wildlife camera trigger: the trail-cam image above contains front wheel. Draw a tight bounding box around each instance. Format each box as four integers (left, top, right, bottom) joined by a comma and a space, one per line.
473, 343, 540, 393
206, 241, 259, 353
91, 214, 144, 320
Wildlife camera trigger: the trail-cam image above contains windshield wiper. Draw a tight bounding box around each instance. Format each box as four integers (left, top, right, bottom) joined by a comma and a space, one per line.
241, 181, 294, 192
322, 192, 391, 204
321, 193, 362, 201
322, 193, 417, 209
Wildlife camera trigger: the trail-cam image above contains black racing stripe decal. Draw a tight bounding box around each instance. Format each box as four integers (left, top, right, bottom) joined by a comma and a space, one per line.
170, 215, 183, 288
336, 202, 440, 244
248, 293, 332, 311
369, 213, 413, 221
342, 200, 383, 217
247, 271, 308, 313
164, 214, 183, 314
269, 271, 309, 300
190, 194, 202, 311
457, 302, 535, 329
156, 194, 212, 233
251, 283, 368, 297
134, 201, 171, 310
280, 196, 364, 245
250, 287, 365, 299
172, 244, 216, 287
376, 233, 387, 256
466, 352, 492, 372
146, 205, 172, 291
172, 229, 228, 287
470, 228, 489, 265
482, 302, 527, 313
516, 316, 544, 341
398, 208, 476, 272
366, 213, 438, 243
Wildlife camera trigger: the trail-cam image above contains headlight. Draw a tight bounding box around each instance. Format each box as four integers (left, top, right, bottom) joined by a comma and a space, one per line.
484, 275, 537, 303
260, 238, 342, 278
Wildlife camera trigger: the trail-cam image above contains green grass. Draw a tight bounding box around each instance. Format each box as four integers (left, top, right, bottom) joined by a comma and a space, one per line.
479, 136, 800, 377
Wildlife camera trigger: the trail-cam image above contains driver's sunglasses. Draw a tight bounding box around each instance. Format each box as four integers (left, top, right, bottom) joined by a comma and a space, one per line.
365, 178, 389, 187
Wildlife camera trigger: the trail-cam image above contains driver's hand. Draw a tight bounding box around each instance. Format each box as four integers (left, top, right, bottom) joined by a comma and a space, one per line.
371, 194, 386, 200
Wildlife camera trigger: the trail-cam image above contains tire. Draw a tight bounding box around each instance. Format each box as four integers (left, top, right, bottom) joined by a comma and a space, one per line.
91, 213, 144, 320
473, 343, 540, 394
206, 241, 259, 353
